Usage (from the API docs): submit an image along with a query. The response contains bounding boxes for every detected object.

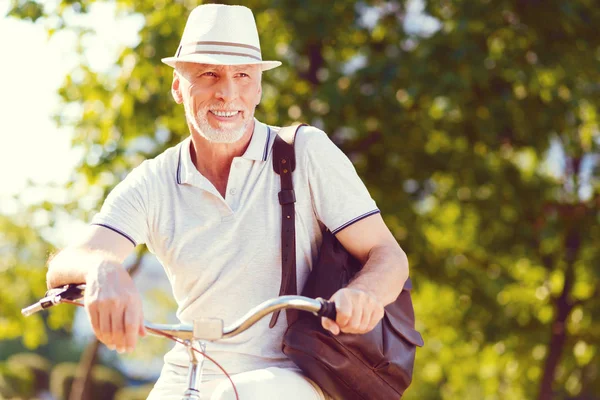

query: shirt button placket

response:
[227,159,241,210]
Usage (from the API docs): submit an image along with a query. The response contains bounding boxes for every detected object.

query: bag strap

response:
[269,123,307,328]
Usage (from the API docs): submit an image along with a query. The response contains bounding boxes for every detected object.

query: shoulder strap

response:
[269,124,306,328]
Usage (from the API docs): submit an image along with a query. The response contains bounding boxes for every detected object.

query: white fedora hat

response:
[162,4,281,71]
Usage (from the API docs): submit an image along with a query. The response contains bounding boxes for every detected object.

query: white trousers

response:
[147,364,329,400]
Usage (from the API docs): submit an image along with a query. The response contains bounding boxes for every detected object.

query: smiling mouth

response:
[210,110,240,118]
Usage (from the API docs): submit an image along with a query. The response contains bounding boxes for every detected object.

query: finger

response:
[86,303,101,340]
[111,306,126,353]
[139,319,147,337]
[321,317,340,335]
[357,306,372,333]
[321,316,330,330]
[359,297,383,333]
[138,302,147,337]
[367,306,385,331]
[322,317,340,335]
[124,305,140,352]
[346,305,363,334]
[98,307,113,349]
[333,297,352,329]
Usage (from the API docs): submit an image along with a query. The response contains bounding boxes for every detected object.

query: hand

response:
[84,261,146,353]
[321,288,384,335]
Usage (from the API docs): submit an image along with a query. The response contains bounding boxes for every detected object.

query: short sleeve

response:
[301,127,379,234]
[91,163,150,246]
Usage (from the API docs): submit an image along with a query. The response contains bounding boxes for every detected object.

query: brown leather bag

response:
[271,124,424,400]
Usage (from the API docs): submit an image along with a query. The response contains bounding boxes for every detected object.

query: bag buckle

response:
[278,190,296,205]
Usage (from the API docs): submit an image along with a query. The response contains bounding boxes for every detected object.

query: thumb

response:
[139,320,147,337]
[321,317,340,335]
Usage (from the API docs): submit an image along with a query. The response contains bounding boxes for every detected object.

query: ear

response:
[171,71,183,104]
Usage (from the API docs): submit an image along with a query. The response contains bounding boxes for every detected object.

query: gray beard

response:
[184,101,247,144]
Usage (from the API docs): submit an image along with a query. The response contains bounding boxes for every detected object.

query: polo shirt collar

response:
[176,119,272,185]
[242,119,271,162]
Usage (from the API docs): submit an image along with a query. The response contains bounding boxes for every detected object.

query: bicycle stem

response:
[181,339,207,400]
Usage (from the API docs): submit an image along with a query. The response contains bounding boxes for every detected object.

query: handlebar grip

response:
[21,303,44,317]
[22,285,85,318]
[316,298,337,321]
[21,298,55,317]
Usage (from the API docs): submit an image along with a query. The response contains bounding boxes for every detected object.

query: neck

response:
[189,119,255,179]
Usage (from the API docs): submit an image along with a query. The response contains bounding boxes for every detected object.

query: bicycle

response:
[22,284,337,400]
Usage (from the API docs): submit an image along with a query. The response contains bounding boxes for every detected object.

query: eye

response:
[201,71,217,77]
[236,72,250,78]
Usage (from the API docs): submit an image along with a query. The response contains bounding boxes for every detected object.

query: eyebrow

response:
[183,65,258,79]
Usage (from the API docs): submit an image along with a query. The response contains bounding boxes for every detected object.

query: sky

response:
[0,2,143,197]
[0,3,78,197]
[0,2,143,244]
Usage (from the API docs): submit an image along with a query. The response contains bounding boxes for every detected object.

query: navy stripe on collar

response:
[176,144,183,184]
[177,125,270,185]
[262,127,271,161]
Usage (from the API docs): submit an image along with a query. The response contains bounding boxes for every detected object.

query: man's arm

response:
[47,225,134,288]
[47,225,145,353]
[321,213,409,335]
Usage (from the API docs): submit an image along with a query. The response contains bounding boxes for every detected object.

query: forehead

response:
[177,63,260,74]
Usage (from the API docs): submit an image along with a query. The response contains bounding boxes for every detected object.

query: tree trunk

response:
[69,339,101,400]
[538,291,571,400]
[301,40,323,85]
[538,230,579,400]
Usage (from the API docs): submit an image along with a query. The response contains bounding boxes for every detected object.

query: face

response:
[172,63,262,143]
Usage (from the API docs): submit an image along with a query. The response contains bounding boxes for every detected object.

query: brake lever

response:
[44,284,85,301]
[22,284,85,317]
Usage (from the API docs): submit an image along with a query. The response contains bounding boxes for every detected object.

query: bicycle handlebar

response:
[21,284,338,341]
[21,284,86,317]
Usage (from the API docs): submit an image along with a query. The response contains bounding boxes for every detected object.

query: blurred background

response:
[0,0,598,399]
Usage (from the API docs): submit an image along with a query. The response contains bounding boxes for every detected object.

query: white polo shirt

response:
[92,119,379,375]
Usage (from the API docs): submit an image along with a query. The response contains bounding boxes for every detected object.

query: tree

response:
[7,0,600,398]
[0,212,74,349]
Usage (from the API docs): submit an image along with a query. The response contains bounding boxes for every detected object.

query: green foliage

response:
[0,362,35,399]
[114,383,154,400]
[49,362,77,400]
[7,0,44,22]
[6,0,600,399]
[0,215,75,350]
[6,353,51,392]
[90,365,125,400]
[49,362,125,400]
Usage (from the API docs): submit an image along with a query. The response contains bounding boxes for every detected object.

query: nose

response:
[214,76,238,103]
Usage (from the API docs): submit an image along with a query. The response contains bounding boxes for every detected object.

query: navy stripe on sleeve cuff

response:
[331,209,381,234]
[91,223,137,247]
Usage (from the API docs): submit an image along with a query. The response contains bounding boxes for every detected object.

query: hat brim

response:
[162,54,281,71]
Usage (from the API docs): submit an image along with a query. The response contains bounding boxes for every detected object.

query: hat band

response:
[178,50,263,61]
[177,40,263,61]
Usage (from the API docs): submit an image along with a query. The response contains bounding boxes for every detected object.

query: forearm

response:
[347,244,409,306]
[46,248,122,289]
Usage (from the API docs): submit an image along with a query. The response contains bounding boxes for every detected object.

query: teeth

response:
[212,111,238,117]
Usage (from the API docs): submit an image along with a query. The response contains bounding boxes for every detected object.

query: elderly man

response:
[46,4,409,399]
